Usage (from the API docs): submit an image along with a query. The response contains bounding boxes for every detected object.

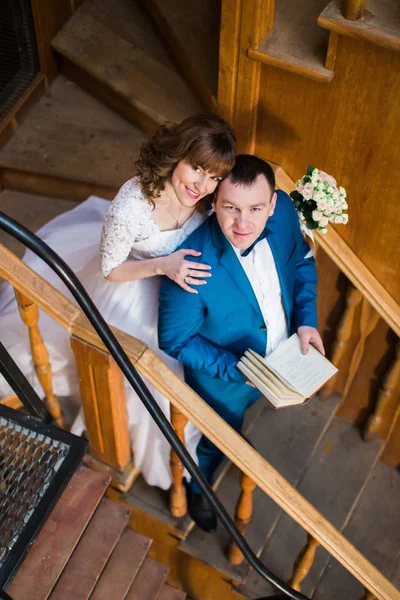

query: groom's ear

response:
[268,191,278,217]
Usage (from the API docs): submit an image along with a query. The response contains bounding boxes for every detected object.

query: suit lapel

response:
[210,216,263,319]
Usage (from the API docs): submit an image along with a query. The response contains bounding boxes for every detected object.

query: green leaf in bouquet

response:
[306,220,318,230]
[290,190,302,201]
[307,165,314,177]
[303,176,311,183]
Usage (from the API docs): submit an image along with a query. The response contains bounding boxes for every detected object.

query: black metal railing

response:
[0,211,310,600]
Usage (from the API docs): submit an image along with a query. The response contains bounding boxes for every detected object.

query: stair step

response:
[249,0,334,84]
[83,0,177,70]
[313,461,400,599]
[0,189,80,259]
[6,466,110,600]
[318,0,400,53]
[125,557,169,600]
[52,2,203,134]
[244,418,382,598]
[143,0,219,110]
[50,497,131,599]
[90,529,152,599]
[0,76,146,200]
[180,394,340,583]
[158,584,187,600]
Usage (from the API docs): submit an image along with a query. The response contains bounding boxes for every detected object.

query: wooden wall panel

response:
[254,36,400,303]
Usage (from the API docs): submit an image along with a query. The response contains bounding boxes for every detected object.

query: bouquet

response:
[290,166,348,234]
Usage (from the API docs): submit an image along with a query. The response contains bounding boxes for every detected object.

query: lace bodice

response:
[100,178,206,276]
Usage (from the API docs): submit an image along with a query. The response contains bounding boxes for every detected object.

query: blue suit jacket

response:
[158,190,318,409]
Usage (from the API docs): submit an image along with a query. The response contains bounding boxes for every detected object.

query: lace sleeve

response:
[100,178,151,277]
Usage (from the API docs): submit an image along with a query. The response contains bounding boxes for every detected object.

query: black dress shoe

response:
[187,488,217,533]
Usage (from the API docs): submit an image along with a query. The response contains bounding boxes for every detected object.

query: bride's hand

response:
[160,249,212,294]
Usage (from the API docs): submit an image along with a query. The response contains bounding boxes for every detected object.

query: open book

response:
[237,333,338,408]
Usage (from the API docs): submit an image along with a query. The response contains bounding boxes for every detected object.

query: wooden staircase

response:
[5,466,186,600]
[51,0,203,134]
[1,0,400,599]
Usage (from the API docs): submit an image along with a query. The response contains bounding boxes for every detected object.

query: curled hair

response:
[135,114,236,211]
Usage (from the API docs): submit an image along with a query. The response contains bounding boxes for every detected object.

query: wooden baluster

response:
[361,590,376,600]
[364,341,400,442]
[170,404,188,517]
[343,0,368,20]
[288,534,320,592]
[70,336,137,491]
[228,472,257,565]
[0,395,23,410]
[320,285,362,398]
[342,297,380,400]
[15,289,64,427]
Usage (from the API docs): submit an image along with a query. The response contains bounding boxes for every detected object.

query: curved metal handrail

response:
[0,211,309,600]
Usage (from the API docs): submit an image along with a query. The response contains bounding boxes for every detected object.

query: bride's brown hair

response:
[135,114,236,211]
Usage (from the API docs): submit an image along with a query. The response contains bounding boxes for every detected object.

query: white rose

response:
[339,186,347,197]
[334,215,343,224]
[342,214,349,224]
[319,227,328,234]
[318,182,324,191]
[319,217,329,227]
[312,210,323,222]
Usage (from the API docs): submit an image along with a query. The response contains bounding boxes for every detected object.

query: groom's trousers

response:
[185,370,261,495]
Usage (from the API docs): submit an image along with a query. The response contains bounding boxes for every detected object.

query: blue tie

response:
[240,228,271,257]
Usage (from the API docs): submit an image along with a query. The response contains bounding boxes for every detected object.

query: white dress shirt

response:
[233,239,288,356]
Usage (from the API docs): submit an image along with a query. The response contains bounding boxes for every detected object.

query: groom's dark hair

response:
[228,154,275,193]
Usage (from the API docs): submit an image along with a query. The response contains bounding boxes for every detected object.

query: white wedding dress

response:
[0,177,205,489]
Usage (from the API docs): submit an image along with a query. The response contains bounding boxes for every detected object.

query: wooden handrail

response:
[0,243,398,600]
[271,163,400,338]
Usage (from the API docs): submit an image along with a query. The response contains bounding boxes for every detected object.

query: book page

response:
[237,362,301,408]
[243,354,300,399]
[264,334,338,398]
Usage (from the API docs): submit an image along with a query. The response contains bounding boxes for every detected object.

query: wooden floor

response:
[120,394,400,599]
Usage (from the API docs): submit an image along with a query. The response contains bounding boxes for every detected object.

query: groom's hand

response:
[297,326,325,355]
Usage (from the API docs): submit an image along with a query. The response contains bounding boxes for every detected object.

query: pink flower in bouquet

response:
[312,210,323,222]
[319,216,329,227]
[324,205,333,215]
[303,183,314,199]
[319,171,337,187]
[296,183,304,193]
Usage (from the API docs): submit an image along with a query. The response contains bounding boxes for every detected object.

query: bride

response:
[0,113,236,490]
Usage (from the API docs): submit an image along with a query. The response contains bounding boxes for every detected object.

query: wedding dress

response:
[0,177,205,489]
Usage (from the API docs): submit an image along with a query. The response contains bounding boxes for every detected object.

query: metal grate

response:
[0,0,40,121]
[0,406,87,588]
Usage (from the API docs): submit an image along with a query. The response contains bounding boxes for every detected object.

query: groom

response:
[158,154,323,532]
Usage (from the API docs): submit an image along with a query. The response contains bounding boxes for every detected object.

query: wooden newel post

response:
[228,472,257,565]
[343,0,368,21]
[15,289,64,427]
[71,336,137,491]
[288,534,320,591]
[170,404,188,517]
